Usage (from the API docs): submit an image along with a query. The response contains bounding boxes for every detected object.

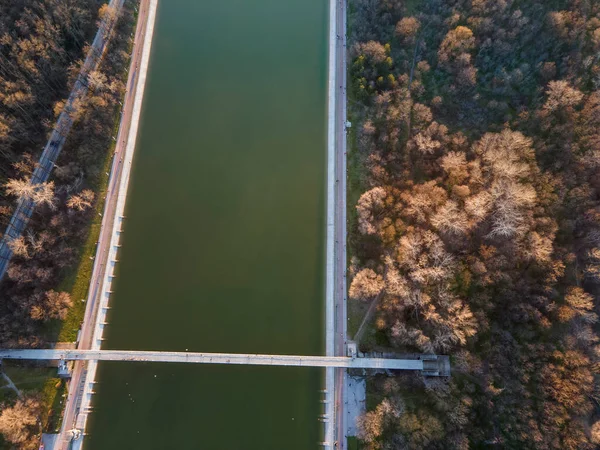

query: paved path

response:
[333,0,348,448]
[325,0,348,446]
[0,0,124,280]
[0,349,425,370]
[325,0,339,446]
[56,1,154,448]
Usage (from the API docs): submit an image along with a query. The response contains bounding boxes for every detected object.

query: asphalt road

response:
[56,1,151,447]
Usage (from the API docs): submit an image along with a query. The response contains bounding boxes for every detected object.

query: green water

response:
[85,0,328,448]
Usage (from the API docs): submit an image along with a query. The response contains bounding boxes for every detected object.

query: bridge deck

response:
[0,349,424,370]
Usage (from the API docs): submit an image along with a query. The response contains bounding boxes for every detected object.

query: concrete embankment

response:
[325,0,337,448]
[67,1,159,447]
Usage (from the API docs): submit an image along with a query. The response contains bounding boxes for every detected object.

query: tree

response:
[356,187,387,235]
[476,130,534,179]
[357,397,404,444]
[542,81,583,115]
[4,179,55,208]
[438,26,475,65]
[4,178,35,199]
[31,290,72,321]
[383,259,410,298]
[87,70,107,91]
[31,181,55,209]
[488,179,537,238]
[591,420,600,445]
[0,396,41,449]
[7,236,30,259]
[98,4,118,27]
[585,248,600,283]
[412,122,448,155]
[0,113,12,145]
[45,290,72,320]
[431,200,470,235]
[349,269,384,300]
[401,181,448,225]
[355,41,387,65]
[395,17,420,43]
[398,411,444,449]
[397,229,455,284]
[356,409,383,443]
[558,287,597,324]
[67,189,95,211]
[521,231,553,263]
[347,0,600,447]
[440,151,469,184]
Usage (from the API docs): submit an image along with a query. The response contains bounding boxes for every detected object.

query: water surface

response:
[86,0,327,448]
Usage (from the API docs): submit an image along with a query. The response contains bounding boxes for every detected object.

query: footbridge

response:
[0,349,449,374]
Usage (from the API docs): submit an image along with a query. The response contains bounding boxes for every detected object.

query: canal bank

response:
[66,0,159,447]
[324,0,337,445]
[84,0,328,448]
[52,1,158,448]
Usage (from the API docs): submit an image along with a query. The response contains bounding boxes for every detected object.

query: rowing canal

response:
[85,0,328,448]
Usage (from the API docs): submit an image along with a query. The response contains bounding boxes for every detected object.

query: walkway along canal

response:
[84,0,329,449]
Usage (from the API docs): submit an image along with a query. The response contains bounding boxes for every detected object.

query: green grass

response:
[4,365,56,386]
[347,436,363,450]
[44,123,118,343]
[346,1,361,341]
[348,294,369,338]
[365,378,380,411]
[0,363,65,432]
[346,69,382,349]
[0,387,17,405]
[43,378,67,432]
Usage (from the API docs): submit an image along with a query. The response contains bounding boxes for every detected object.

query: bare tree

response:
[4,178,35,199]
[7,236,29,259]
[431,200,470,235]
[438,26,475,65]
[356,187,387,235]
[591,421,600,445]
[349,268,385,300]
[543,80,584,114]
[87,70,107,91]
[558,287,598,324]
[67,189,95,211]
[395,17,420,43]
[30,291,72,321]
[4,179,55,208]
[0,396,41,449]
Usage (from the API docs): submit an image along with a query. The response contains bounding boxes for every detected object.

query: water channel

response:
[85,0,328,448]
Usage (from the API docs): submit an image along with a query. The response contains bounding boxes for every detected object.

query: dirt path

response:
[353,294,380,344]
[0,372,22,398]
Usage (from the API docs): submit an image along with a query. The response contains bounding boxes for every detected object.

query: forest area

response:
[0,0,136,448]
[348,0,600,448]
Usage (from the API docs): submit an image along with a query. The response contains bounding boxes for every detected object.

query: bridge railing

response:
[0,349,450,375]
